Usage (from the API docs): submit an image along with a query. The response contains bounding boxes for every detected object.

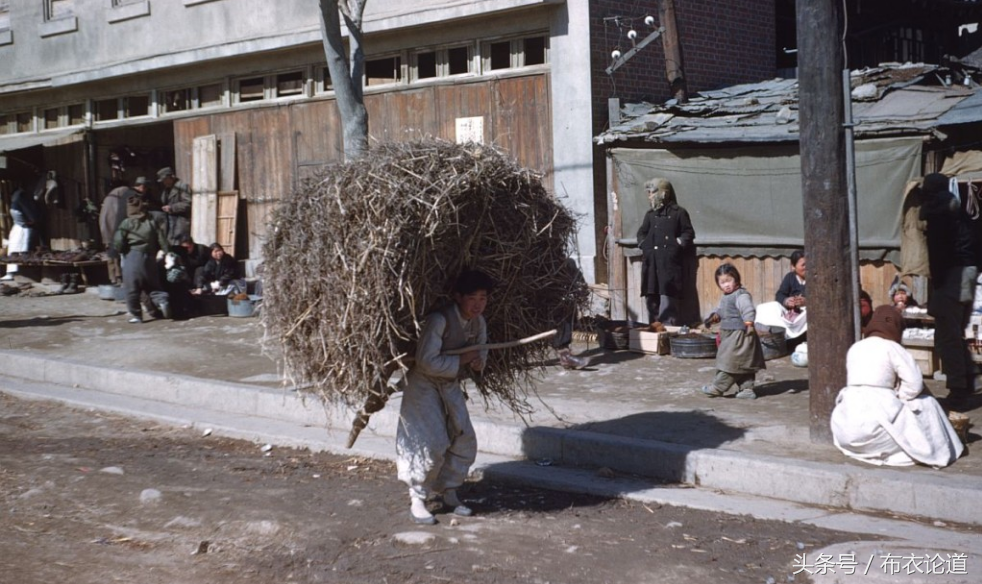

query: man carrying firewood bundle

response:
[396,269,492,525]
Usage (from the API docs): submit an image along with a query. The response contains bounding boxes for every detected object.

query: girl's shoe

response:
[735,388,757,400]
[701,385,725,397]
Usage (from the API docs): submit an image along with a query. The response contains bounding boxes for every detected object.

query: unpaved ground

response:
[0,394,869,584]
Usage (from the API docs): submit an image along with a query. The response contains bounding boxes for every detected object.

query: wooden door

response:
[191,134,218,245]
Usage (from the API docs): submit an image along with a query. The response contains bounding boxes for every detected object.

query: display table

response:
[0,258,108,286]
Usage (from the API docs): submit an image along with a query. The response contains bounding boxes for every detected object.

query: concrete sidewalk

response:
[1,289,980,530]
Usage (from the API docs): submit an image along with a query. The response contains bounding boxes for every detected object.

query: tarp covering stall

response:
[611,137,922,261]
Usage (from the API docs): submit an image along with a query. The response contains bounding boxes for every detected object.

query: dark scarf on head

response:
[864,305,903,343]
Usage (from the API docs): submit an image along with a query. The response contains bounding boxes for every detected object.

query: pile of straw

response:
[261,139,588,418]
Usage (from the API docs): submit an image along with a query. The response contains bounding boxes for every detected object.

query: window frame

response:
[124,94,151,118]
[0,1,10,31]
[315,66,335,95]
[14,110,36,134]
[480,34,549,73]
[93,97,122,123]
[40,0,78,37]
[0,0,11,45]
[108,0,150,24]
[410,43,476,82]
[160,87,193,114]
[364,53,405,88]
[196,81,227,109]
[271,68,311,100]
[233,75,269,104]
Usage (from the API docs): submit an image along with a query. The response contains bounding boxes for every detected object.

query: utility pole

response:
[796,0,854,442]
[658,0,688,103]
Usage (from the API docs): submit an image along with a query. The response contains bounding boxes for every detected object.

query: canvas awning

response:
[0,128,84,154]
[611,137,923,262]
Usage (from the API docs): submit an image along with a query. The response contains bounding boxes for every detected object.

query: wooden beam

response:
[605,28,664,75]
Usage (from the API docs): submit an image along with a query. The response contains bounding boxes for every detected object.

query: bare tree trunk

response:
[318,0,369,161]
[796,0,853,443]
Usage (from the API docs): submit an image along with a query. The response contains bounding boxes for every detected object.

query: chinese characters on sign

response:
[455,116,484,144]
[793,552,968,576]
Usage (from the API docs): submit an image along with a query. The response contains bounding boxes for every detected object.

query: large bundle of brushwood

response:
[261,139,588,419]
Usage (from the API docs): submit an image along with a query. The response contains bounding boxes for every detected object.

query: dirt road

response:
[0,393,869,584]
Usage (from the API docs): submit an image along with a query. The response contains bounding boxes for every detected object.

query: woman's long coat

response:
[636,202,695,297]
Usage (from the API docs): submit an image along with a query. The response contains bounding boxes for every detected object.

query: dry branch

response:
[261,139,589,439]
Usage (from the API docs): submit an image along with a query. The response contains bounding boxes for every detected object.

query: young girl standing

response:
[701,263,765,399]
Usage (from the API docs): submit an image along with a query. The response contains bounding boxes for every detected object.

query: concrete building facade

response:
[0,0,777,283]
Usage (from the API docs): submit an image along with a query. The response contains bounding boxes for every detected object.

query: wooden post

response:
[658,0,688,103]
[608,152,627,321]
[796,0,854,443]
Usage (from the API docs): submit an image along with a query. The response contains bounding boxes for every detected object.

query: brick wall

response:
[589,0,776,135]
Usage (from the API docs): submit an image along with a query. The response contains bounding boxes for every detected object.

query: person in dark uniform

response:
[636,178,695,325]
[156,166,192,246]
[920,172,980,409]
[113,196,170,323]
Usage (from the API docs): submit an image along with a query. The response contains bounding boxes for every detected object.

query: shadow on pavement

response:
[491,411,747,492]
[537,346,647,370]
[0,316,87,328]
[465,475,617,513]
[754,378,809,398]
[569,410,746,449]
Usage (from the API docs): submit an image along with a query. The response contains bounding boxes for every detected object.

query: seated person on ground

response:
[174,234,210,282]
[162,251,194,319]
[754,250,808,340]
[830,305,963,468]
[193,243,240,294]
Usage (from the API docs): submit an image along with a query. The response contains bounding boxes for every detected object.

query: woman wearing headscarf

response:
[636,178,695,325]
[830,305,963,468]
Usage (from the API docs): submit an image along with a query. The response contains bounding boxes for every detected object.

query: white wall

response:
[548,0,597,283]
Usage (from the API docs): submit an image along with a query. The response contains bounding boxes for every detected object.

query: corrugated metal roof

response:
[596,64,982,145]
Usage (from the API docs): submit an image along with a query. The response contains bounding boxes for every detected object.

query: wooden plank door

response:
[216,190,238,257]
[191,134,218,245]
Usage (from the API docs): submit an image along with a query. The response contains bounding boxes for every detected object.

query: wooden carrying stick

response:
[345,328,558,448]
[443,329,558,355]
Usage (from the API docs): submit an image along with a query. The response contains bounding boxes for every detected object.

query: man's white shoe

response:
[410,498,436,525]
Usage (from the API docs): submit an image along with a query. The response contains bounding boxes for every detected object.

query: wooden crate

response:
[629,327,681,355]
[902,338,938,376]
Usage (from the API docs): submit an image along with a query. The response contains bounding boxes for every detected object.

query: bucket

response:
[98,284,126,302]
[600,320,631,350]
[758,326,790,361]
[227,294,261,318]
[670,333,718,359]
[197,294,229,316]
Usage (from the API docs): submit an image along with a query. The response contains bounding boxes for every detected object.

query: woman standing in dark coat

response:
[636,178,695,325]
